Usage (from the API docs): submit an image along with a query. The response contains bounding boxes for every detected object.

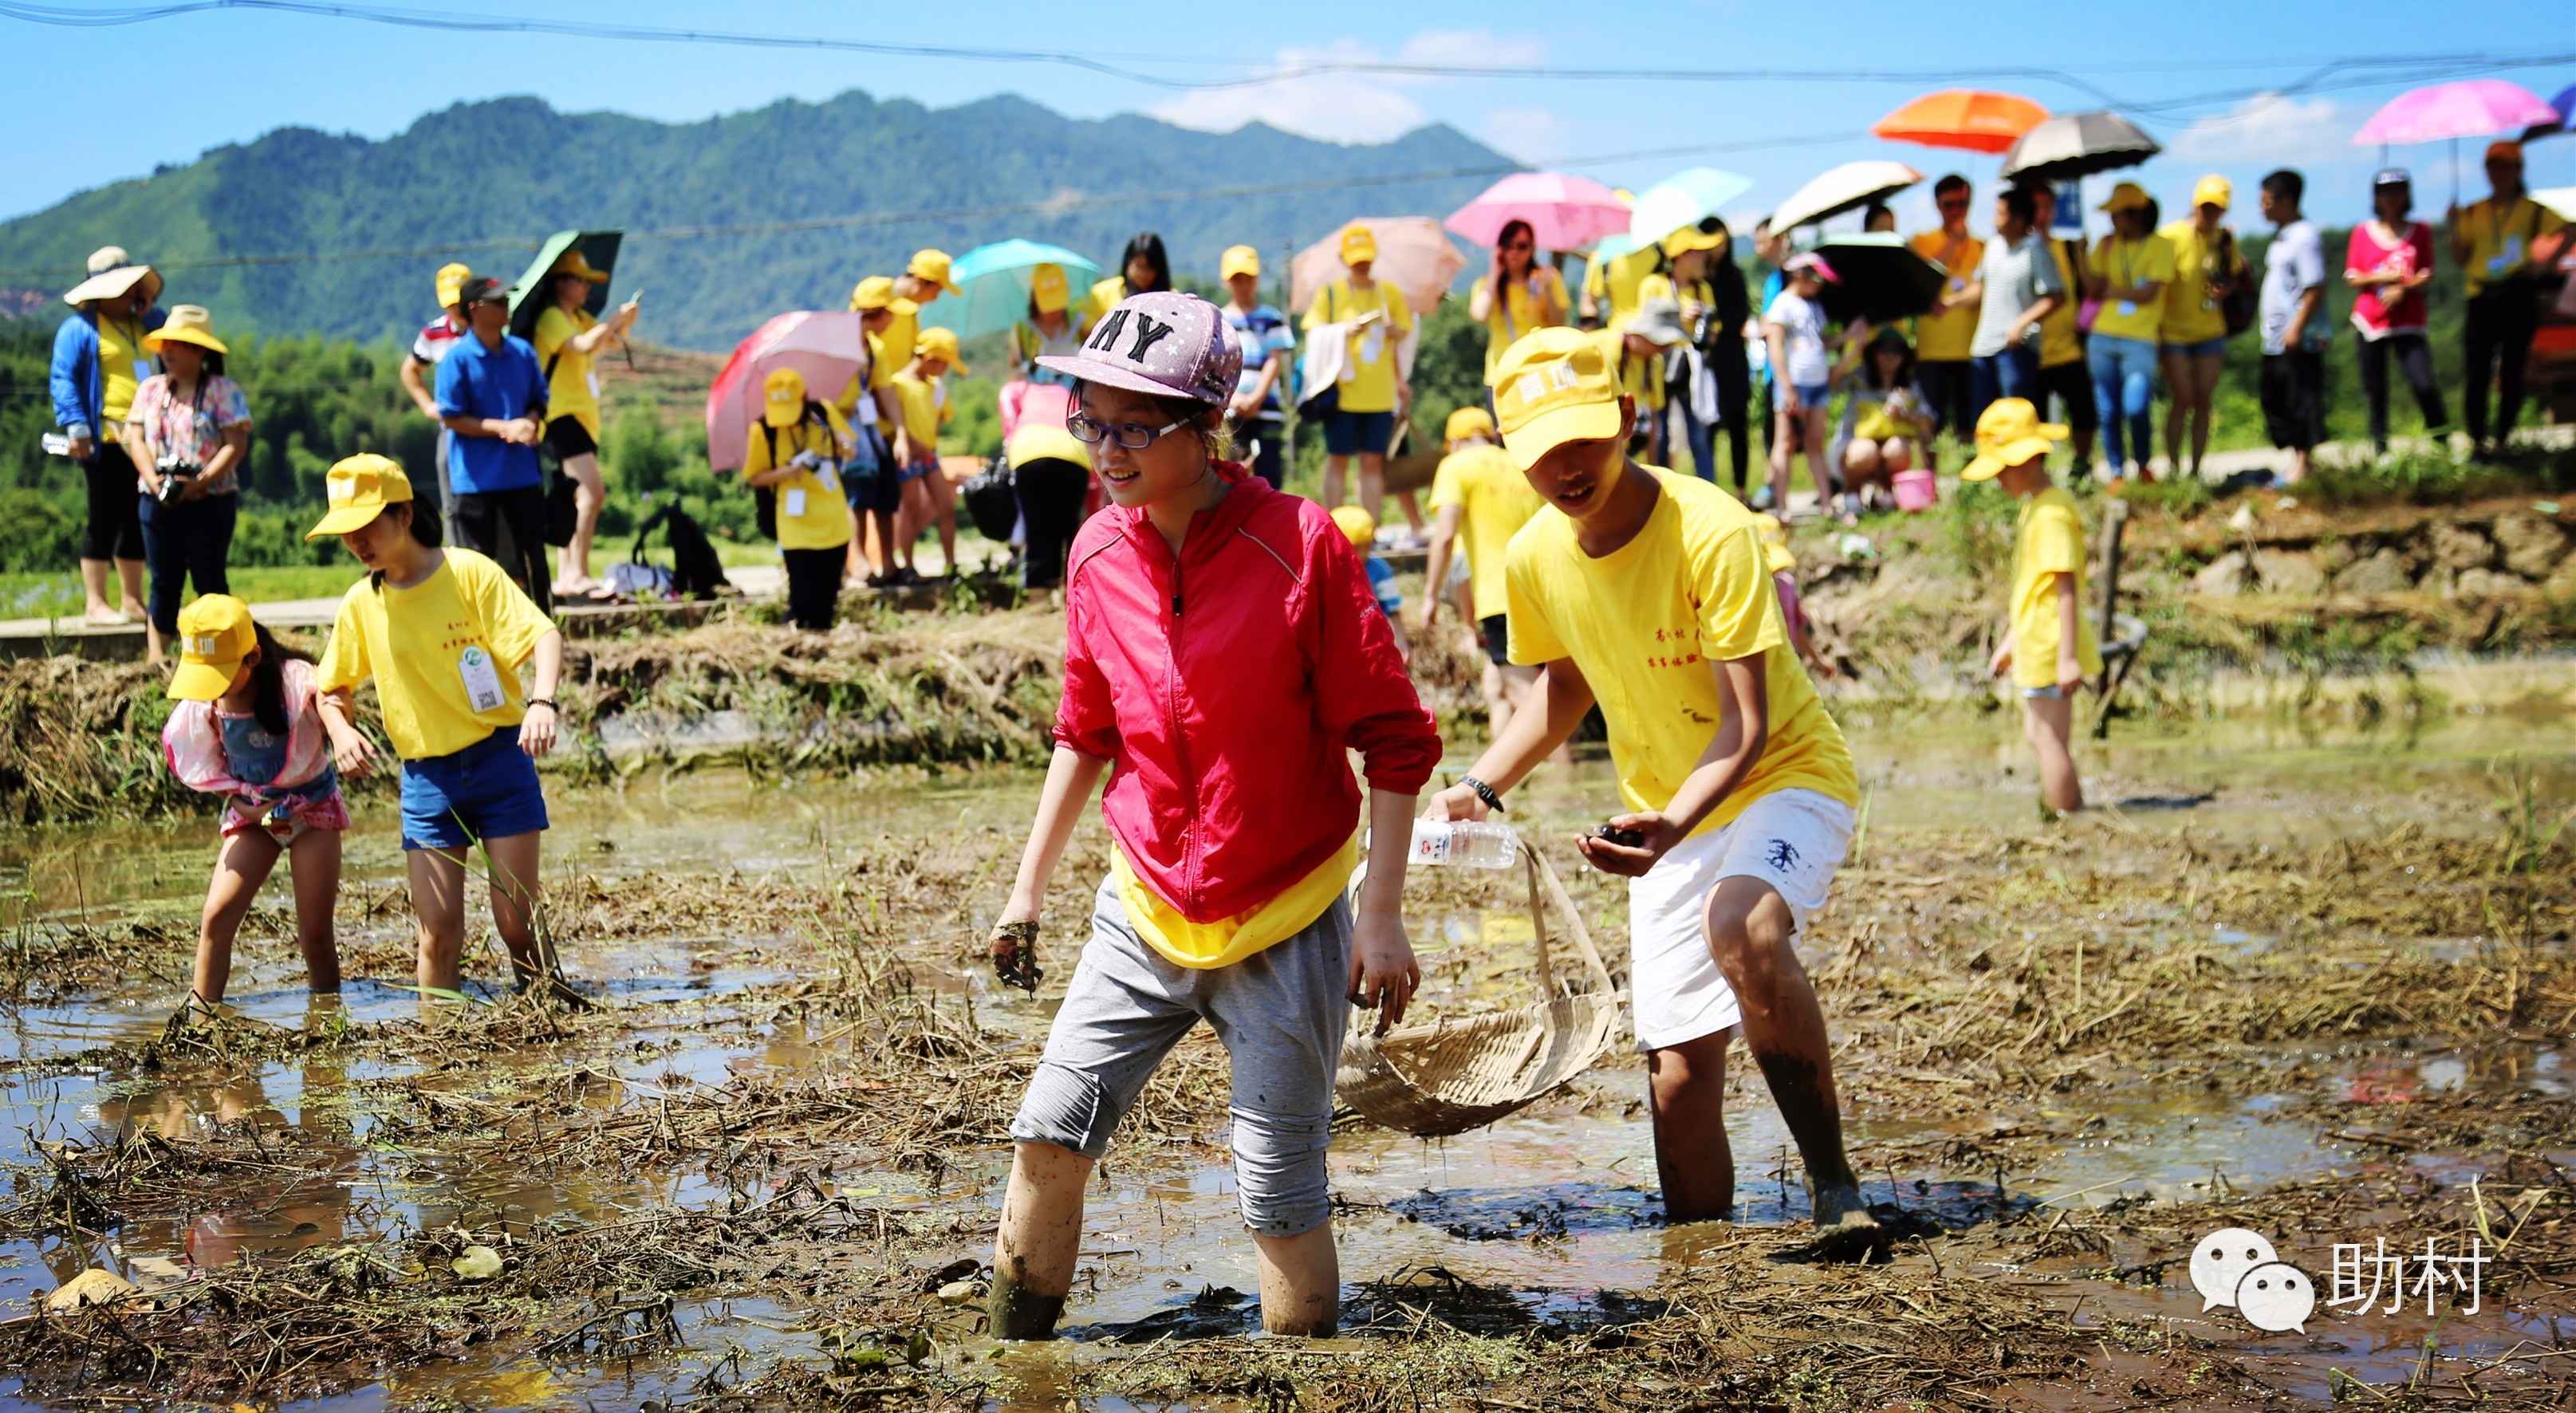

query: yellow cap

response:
[1220,244,1262,281]
[144,304,227,356]
[1960,398,2068,482]
[2192,174,2232,211]
[1488,325,1622,472]
[167,593,257,702]
[1339,224,1377,266]
[1329,505,1377,548]
[2487,140,2524,166]
[549,248,610,283]
[1661,223,1725,257]
[1029,263,1069,315]
[762,367,808,428]
[1444,406,1496,445]
[305,453,413,540]
[435,262,473,308]
[850,275,897,312]
[918,326,967,376]
[908,248,962,296]
[2097,181,2151,215]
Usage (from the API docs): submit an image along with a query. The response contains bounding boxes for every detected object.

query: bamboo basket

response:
[1337,838,1624,1138]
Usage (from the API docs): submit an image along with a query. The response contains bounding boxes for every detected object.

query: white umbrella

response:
[1770,160,1924,233]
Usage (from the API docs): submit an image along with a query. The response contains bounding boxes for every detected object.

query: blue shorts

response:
[897,458,937,485]
[399,727,549,852]
[1793,382,1831,408]
[1322,407,1395,457]
[2161,336,2227,360]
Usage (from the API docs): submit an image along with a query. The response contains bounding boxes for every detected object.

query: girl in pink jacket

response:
[159,594,345,1010]
[984,291,1440,1340]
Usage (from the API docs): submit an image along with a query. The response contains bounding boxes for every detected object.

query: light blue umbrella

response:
[948,239,1102,340]
[1627,167,1756,246]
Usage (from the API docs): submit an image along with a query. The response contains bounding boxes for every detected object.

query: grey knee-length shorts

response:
[1007,876,1353,1237]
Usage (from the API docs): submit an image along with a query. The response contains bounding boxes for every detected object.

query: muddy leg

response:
[991,1139,1091,1339]
[406,847,470,995]
[1251,1225,1339,1336]
[287,825,343,994]
[1646,1028,1736,1222]
[2024,693,2083,815]
[480,830,546,986]
[1702,876,1875,1235]
[192,828,283,1007]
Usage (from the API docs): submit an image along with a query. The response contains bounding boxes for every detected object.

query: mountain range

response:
[0,91,1514,351]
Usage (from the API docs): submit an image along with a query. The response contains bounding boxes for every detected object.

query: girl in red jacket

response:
[985,291,1440,1340]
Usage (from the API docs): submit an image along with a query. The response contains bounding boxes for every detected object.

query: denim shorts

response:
[2161,336,2227,360]
[399,727,549,852]
[1322,407,1395,457]
[1793,381,1832,407]
[896,457,937,485]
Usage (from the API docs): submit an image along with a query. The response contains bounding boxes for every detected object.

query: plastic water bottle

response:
[1405,820,1518,869]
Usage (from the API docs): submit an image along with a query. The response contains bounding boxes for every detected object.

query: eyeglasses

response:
[1067,409,1192,451]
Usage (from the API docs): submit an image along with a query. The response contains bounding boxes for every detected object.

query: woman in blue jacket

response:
[50,250,163,627]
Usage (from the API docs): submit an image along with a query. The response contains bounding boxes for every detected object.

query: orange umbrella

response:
[1872,89,2049,155]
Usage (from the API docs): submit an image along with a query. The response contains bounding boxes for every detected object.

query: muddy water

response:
[2,706,2570,1408]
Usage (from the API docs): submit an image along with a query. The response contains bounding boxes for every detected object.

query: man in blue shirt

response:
[435,277,552,612]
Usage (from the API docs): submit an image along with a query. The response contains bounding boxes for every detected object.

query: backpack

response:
[961,457,1018,542]
[753,399,834,542]
[630,500,727,600]
[2216,230,2256,339]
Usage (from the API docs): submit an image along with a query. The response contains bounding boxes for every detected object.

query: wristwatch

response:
[1461,775,1505,814]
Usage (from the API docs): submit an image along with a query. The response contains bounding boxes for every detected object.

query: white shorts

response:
[1627,788,1855,1052]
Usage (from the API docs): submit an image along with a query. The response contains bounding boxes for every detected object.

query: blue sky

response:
[6,0,2573,236]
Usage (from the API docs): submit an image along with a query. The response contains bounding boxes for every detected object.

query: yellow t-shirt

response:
[2157,220,2244,345]
[2010,486,2105,691]
[315,547,556,762]
[744,405,857,553]
[1428,443,1546,620]
[2086,234,2178,344]
[1482,266,1570,380]
[96,312,152,426]
[1597,327,1667,413]
[1582,245,1662,328]
[1302,278,1412,415]
[531,305,601,437]
[1086,277,1125,322]
[2459,196,2567,298]
[1113,829,1358,970]
[2038,238,2085,368]
[1503,469,1859,836]
[1909,230,1987,361]
[891,369,952,451]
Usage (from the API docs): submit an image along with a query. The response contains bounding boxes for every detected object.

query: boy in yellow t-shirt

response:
[1424,325,1879,1253]
[1964,399,2101,817]
[743,368,857,632]
[1301,225,1421,537]
[892,327,964,579]
[1417,406,1546,744]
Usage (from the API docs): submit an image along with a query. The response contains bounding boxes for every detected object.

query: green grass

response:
[0,565,359,621]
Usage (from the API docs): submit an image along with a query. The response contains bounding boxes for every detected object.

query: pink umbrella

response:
[2353,79,2560,147]
[705,312,870,473]
[1444,172,1632,252]
[1290,217,1465,317]
[2354,79,2562,202]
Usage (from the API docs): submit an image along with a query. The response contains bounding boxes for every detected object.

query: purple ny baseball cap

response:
[1037,290,1241,406]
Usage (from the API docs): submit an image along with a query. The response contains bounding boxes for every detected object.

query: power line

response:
[4,1,2566,112]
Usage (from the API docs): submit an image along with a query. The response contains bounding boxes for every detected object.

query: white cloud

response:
[1481,107,1572,165]
[1149,29,1553,148]
[2171,92,2353,165]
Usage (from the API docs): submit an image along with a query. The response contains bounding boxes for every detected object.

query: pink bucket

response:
[1893,468,1938,513]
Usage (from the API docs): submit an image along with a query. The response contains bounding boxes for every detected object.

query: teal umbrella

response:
[948,239,1101,340]
[506,230,624,344]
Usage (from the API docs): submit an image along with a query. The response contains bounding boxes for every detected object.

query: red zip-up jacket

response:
[1054,469,1440,925]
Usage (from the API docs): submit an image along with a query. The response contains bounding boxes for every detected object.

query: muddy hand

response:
[989,919,1042,994]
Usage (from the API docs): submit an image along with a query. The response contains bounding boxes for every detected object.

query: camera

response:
[154,452,200,502]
